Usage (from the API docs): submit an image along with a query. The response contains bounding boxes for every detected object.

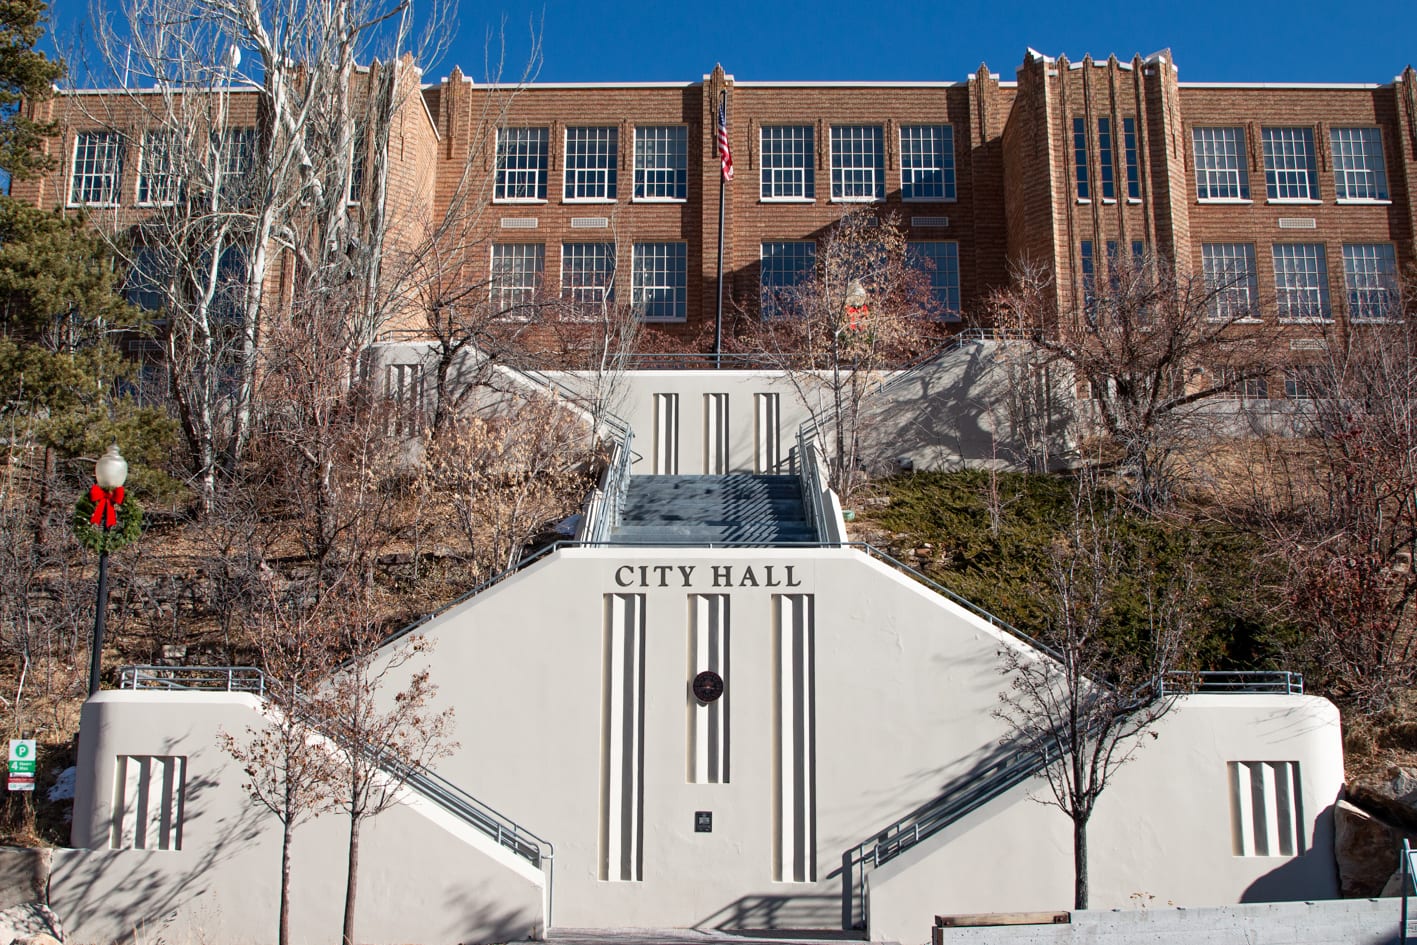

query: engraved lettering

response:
[615,565,635,587]
[712,565,733,587]
[678,565,696,587]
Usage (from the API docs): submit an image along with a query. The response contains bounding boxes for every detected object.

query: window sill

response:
[1127,198,1143,205]
[1278,317,1334,325]
[1265,198,1321,206]
[1076,198,1091,205]
[562,198,617,205]
[1206,317,1264,324]
[66,201,121,210]
[641,316,687,323]
[493,199,548,205]
[1101,198,1117,205]
[631,197,688,204]
[1336,198,1392,206]
[902,197,958,204]
[760,197,815,204]
[1350,317,1402,325]
[830,197,885,204]
[1197,198,1253,205]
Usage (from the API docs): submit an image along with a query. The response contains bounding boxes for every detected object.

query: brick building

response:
[17,49,1417,351]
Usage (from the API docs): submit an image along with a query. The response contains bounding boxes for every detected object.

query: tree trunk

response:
[342,814,362,945]
[278,815,293,945]
[1073,815,1089,910]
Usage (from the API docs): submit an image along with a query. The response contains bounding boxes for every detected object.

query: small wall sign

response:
[695,811,712,833]
[692,671,724,704]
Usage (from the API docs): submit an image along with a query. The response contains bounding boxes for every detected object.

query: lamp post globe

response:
[88,444,128,697]
[95,444,128,491]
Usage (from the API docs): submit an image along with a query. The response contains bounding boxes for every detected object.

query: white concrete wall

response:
[867,694,1343,943]
[56,692,545,945]
[339,546,1342,934]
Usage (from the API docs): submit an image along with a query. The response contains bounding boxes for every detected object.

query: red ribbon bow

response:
[89,484,125,528]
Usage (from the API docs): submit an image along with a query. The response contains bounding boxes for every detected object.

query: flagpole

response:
[714,88,726,369]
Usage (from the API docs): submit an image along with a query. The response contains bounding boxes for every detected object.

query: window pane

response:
[1073,117,1089,200]
[562,242,617,311]
[1342,243,1398,321]
[760,126,814,200]
[564,126,618,201]
[900,125,955,200]
[1123,117,1140,200]
[1193,127,1249,200]
[1262,127,1318,200]
[632,242,687,320]
[1330,128,1388,200]
[1273,243,1330,320]
[495,127,548,201]
[1201,243,1258,320]
[137,132,179,206]
[633,126,687,200]
[69,131,124,206]
[491,243,545,312]
[908,241,960,317]
[830,125,884,201]
[1097,117,1115,200]
[760,241,816,317]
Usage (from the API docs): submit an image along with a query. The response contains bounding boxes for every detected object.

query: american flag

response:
[717,97,734,182]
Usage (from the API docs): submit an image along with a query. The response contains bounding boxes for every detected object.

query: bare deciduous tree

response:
[751,209,945,498]
[989,255,1280,508]
[995,478,1192,909]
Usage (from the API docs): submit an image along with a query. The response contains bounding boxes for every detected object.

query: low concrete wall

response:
[932,899,1396,945]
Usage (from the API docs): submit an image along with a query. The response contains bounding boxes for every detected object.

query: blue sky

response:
[434,0,1417,85]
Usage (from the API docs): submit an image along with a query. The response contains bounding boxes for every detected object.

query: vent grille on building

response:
[499,217,538,229]
[1277,218,1317,229]
[911,216,950,228]
[571,217,610,228]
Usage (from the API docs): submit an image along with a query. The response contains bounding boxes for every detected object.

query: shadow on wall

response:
[696,893,843,933]
[53,764,264,944]
[448,883,543,943]
[1240,799,1340,903]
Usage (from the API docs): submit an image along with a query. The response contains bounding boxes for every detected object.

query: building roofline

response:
[734,80,965,88]
[1179,81,1384,90]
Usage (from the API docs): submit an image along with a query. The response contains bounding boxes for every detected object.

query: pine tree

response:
[0,0,65,183]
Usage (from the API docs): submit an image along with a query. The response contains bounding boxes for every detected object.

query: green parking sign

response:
[8,740,35,792]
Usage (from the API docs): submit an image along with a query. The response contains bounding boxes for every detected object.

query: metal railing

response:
[118,663,555,886]
[795,426,829,542]
[1162,670,1304,695]
[580,427,635,544]
[120,665,266,695]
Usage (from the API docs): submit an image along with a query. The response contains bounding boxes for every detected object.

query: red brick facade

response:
[16,50,1417,347]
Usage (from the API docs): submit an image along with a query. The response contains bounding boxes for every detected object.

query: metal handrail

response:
[120,665,266,695]
[581,428,635,544]
[795,426,829,542]
[119,663,555,882]
[1161,670,1304,695]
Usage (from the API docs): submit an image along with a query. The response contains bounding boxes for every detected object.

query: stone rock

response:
[1334,799,1405,898]
[0,903,62,945]
[11,933,61,945]
[1348,770,1417,833]
[0,852,49,913]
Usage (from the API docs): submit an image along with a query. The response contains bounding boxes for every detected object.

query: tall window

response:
[830,125,884,201]
[1331,128,1389,201]
[137,132,178,206]
[632,242,687,321]
[899,125,955,201]
[564,126,618,201]
[760,126,814,200]
[633,126,687,200]
[386,363,423,437]
[1080,240,1096,316]
[1193,127,1249,200]
[1097,117,1116,200]
[1273,243,1330,320]
[216,128,257,206]
[495,127,548,201]
[1073,117,1090,200]
[1262,127,1319,201]
[1343,243,1398,321]
[562,242,616,310]
[759,242,816,318]
[490,243,545,312]
[908,241,960,317]
[1201,244,1259,321]
[69,131,124,206]
[1122,117,1140,200]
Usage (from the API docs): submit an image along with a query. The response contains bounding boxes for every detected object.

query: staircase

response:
[609,475,816,545]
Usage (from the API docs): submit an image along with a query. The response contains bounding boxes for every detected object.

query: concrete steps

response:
[609,474,815,545]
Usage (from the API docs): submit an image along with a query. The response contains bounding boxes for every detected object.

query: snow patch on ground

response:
[47,767,75,802]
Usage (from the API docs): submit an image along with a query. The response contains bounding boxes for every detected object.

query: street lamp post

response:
[88,445,129,697]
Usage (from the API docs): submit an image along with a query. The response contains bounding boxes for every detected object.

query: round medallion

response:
[692,670,725,704]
